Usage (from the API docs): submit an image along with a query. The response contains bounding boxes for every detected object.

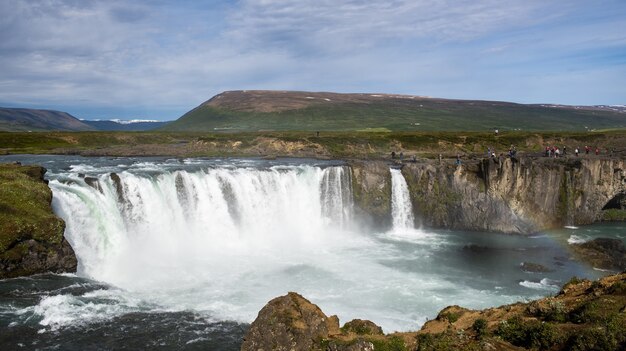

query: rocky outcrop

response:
[570,238,626,271]
[249,273,626,351]
[241,292,409,351]
[394,157,625,234]
[0,163,77,278]
[241,292,341,351]
[349,161,392,229]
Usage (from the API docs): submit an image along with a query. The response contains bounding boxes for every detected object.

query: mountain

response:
[81,119,170,131]
[0,107,95,131]
[163,90,626,132]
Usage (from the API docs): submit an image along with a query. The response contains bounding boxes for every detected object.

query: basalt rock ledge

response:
[350,157,626,234]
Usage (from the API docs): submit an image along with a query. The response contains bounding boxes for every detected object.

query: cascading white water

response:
[51,165,353,284]
[390,168,415,230]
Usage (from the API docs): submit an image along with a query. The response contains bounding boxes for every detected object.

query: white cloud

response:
[0,0,623,119]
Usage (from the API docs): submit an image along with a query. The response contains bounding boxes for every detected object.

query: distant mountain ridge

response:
[0,107,169,131]
[81,119,170,131]
[163,90,626,132]
[0,107,94,131]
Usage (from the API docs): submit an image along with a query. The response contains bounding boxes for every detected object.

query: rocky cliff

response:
[0,163,77,278]
[352,157,626,234]
[244,273,626,351]
[349,161,392,230]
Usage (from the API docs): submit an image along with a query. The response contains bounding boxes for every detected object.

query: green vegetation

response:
[0,164,64,254]
[440,311,462,323]
[495,316,562,350]
[1,130,624,159]
[416,274,626,351]
[471,318,488,339]
[602,209,626,221]
[369,336,407,351]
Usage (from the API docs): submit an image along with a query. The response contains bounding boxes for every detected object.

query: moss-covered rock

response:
[0,163,76,278]
[241,292,341,351]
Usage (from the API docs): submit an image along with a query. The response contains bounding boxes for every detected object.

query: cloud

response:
[0,0,624,119]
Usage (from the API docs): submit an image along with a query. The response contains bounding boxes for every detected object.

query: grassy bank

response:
[1,130,625,159]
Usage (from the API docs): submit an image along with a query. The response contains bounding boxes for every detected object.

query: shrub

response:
[609,280,626,295]
[496,316,561,350]
[543,301,568,322]
[472,318,488,339]
[369,336,407,351]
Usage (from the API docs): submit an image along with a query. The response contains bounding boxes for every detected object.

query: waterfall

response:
[390,168,415,230]
[49,165,353,285]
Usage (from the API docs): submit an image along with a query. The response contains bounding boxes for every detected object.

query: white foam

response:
[567,235,589,244]
[519,278,559,291]
[25,289,151,331]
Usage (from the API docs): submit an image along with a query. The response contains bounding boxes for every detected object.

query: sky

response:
[0,0,625,121]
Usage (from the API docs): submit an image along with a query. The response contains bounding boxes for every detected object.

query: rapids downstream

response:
[0,155,624,350]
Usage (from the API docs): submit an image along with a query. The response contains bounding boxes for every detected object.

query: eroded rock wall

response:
[349,160,392,230]
[472,157,626,233]
[351,157,626,234]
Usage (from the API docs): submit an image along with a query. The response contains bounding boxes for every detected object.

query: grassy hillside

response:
[163,91,626,132]
[0,107,95,131]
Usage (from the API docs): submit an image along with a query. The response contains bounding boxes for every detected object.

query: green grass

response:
[602,209,626,221]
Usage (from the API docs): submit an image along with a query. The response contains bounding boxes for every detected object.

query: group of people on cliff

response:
[545,145,611,158]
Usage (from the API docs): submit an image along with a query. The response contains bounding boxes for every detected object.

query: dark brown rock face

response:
[241,292,340,351]
[0,238,77,278]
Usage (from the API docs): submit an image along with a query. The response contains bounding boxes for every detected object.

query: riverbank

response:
[1,130,625,159]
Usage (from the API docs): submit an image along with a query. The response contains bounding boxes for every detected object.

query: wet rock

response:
[348,161,392,230]
[84,176,101,192]
[520,262,554,273]
[570,238,626,271]
[0,238,77,278]
[110,172,125,202]
[241,292,340,351]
